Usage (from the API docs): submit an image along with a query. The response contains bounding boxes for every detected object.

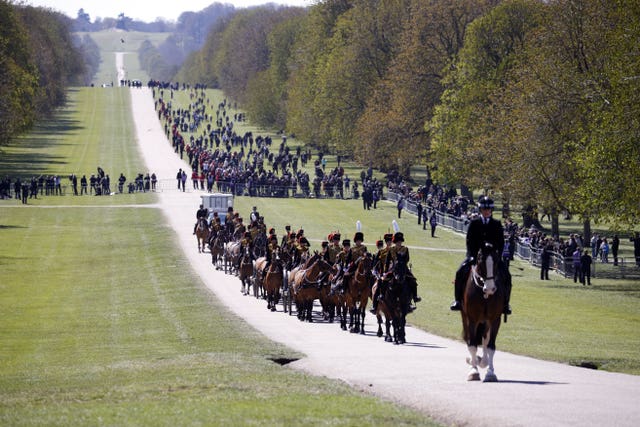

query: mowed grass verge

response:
[0,88,436,426]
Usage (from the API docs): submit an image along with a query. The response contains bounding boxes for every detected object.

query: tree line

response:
[0,0,94,146]
[174,0,639,230]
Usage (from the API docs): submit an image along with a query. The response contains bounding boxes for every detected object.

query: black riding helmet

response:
[477,196,494,210]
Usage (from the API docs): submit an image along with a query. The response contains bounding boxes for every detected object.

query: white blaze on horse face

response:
[483,254,497,296]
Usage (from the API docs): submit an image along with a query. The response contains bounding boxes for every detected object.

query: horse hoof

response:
[467,372,481,381]
[483,373,498,383]
[385,336,392,342]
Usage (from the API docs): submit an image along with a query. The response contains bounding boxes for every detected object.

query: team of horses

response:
[194,225,507,382]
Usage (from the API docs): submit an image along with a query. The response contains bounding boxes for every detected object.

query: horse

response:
[238,246,254,295]
[195,218,209,253]
[262,254,284,311]
[209,232,226,270]
[290,254,333,322]
[344,253,373,334]
[461,242,506,382]
[224,240,242,275]
[371,269,412,344]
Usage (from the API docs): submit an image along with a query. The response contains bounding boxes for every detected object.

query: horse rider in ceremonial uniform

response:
[386,232,421,312]
[370,233,393,313]
[208,216,223,245]
[331,239,352,294]
[237,231,253,270]
[295,230,311,265]
[321,241,330,262]
[450,196,512,315]
[225,206,234,233]
[351,231,368,260]
[234,217,246,238]
[281,225,292,247]
[327,233,341,265]
[249,221,261,240]
[193,204,209,234]
[263,234,279,273]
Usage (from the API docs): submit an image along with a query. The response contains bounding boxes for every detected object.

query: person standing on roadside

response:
[181,170,187,192]
[540,242,552,280]
[397,197,404,219]
[611,235,620,266]
[580,249,592,285]
[176,168,183,191]
[429,212,438,237]
[572,247,582,283]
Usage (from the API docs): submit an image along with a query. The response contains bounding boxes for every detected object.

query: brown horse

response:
[209,232,226,270]
[290,254,333,322]
[195,218,209,253]
[461,242,506,382]
[345,253,373,334]
[262,254,284,311]
[238,246,254,295]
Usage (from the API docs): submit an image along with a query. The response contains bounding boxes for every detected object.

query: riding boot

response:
[450,264,467,311]
[193,223,197,235]
[502,265,513,315]
[411,279,421,303]
[369,288,379,314]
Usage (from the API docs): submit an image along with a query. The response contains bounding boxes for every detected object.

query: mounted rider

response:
[193,204,209,235]
[224,206,234,234]
[281,225,291,247]
[263,234,279,274]
[237,231,253,270]
[370,233,393,313]
[327,232,341,265]
[234,217,246,239]
[450,196,512,314]
[386,232,421,312]
[295,229,311,265]
[331,239,352,294]
[249,206,260,223]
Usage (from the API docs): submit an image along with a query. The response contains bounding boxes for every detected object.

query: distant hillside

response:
[71,2,237,79]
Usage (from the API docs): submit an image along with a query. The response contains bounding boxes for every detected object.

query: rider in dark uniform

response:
[331,239,352,294]
[327,233,341,265]
[370,233,393,313]
[193,204,209,234]
[450,196,512,314]
[386,232,421,312]
[263,234,279,273]
[237,231,253,269]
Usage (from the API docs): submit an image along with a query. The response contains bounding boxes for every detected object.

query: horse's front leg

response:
[385,317,393,342]
[483,348,497,382]
[466,345,481,381]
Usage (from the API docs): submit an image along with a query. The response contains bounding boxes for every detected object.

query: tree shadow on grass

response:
[0,109,84,178]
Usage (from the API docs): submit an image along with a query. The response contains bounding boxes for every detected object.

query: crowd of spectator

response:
[153,83,361,200]
[0,167,158,203]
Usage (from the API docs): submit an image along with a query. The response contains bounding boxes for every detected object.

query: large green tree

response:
[0,0,38,145]
[354,0,497,176]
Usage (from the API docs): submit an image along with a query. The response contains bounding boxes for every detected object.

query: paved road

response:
[130,87,640,427]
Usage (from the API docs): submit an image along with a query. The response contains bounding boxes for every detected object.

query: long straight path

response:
[130,86,640,427]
